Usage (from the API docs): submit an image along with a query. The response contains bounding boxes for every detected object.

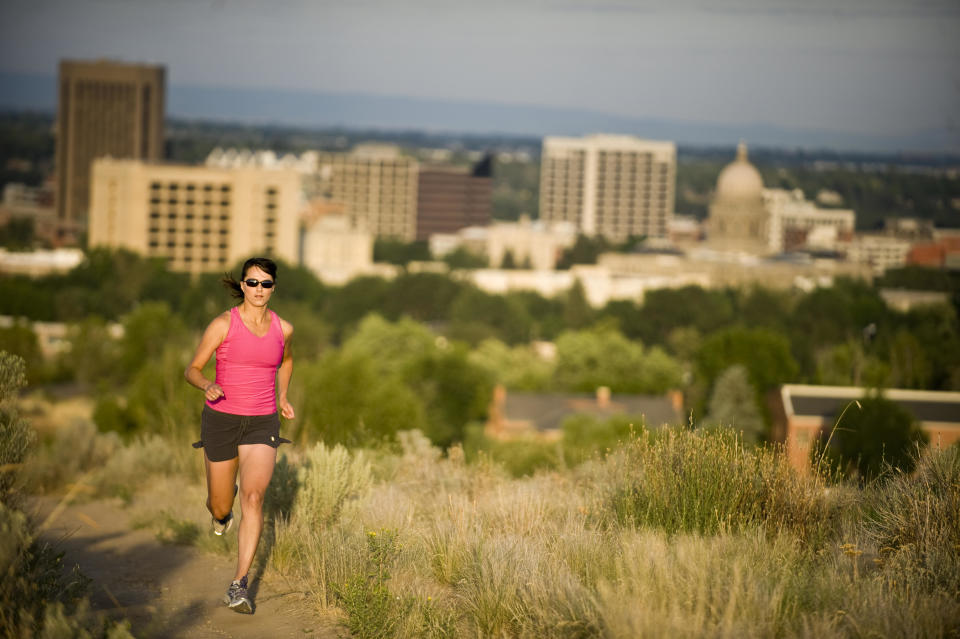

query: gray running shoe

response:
[224,575,252,613]
[212,512,233,536]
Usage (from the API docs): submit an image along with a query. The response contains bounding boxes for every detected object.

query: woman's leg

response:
[204,454,239,521]
[234,443,277,581]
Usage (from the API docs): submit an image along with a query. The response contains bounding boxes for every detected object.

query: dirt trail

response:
[31,496,347,639]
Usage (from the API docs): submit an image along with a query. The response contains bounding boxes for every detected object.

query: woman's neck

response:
[239,302,269,323]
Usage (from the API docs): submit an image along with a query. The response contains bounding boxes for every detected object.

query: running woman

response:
[184,256,294,614]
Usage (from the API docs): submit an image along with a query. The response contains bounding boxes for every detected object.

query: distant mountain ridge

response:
[1,71,955,154]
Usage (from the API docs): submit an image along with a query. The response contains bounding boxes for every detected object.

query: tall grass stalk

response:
[815,399,862,478]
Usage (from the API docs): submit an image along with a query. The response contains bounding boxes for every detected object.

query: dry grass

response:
[23,403,960,638]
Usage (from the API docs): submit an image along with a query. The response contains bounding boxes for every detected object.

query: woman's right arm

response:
[184,313,229,402]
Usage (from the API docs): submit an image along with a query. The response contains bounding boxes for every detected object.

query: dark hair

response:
[221,257,278,301]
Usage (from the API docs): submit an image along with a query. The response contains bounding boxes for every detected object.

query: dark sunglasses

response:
[243,278,275,289]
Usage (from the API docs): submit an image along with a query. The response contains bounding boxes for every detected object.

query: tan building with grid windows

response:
[539,134,676,242]
[56,59,165,232]
[88,158,300,274]
[308,145,418,241]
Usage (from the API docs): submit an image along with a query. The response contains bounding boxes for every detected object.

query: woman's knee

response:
[209,499,232,521]
[241,489,265,511]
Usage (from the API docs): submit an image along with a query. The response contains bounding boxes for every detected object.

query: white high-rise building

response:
[539,134,676,242]
[310,145,419,241]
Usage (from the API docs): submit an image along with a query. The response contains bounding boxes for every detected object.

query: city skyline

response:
[1,0,959,152]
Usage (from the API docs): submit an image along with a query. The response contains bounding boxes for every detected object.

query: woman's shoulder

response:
[207,308,234,332]
[272,311,294,340]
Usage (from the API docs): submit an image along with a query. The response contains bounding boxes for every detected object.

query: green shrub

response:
[462,424,562,477]
[0,363,134,639]
[92,394,137,440]
[595,427,831,541]
[21,419,120,494]
[335,528,409,639]
[93,435,183,502]
[23,422,184,501]
[0,502,127,637]
[561,414,640,467]
[817,393,929,481]
[0,352,35,505]
[863,446,960,594]
[153,512,200,546]
[293,442,372,528]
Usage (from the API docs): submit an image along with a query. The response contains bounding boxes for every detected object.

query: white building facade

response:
[763,188,855,252]
[88,158,301,273]
[540,134,676,242]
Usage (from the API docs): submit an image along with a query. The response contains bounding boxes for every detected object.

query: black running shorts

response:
[193,405,289,462]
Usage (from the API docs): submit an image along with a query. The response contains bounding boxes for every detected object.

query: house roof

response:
[781,384,960,424]
[503,391,681,432]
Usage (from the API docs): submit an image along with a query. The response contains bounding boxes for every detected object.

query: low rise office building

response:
[88,158,301,273]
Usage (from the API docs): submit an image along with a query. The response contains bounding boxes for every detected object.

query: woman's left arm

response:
[277,320,295,419]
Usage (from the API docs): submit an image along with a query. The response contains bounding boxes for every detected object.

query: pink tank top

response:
[207,306,285,415]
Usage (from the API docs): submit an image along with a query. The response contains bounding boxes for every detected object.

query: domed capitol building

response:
[706,141,770,255]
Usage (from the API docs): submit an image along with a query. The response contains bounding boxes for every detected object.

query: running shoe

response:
[224,575,252,613]
[211,484,238,535]
[212,512,233,536]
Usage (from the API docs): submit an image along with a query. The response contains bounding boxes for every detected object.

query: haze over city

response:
[2,0,959,153]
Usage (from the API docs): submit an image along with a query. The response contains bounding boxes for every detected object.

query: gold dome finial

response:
[736,140,748,162]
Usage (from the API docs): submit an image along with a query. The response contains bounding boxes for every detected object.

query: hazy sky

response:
[2,0,958,138]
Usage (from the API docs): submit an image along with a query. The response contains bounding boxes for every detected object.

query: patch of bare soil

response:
[30,496,348,639]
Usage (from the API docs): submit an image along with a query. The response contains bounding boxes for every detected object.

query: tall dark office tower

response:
[416,156,493,240]
[55,59,165,229]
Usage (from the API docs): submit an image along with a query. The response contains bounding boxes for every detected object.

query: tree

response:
[441,246,488,270]
[556,234,612,269]
[698,327,798,391]
[448,287,533,345]
[704,365,764,443]
[554,326,682,394]
[322,276,392,334]
[373,238,430,266]
[380,272,464,322]
[562,279,594,330]
[696,326,799,427]
[816,393,928,481]
[0,323,44,384]
[815,339,890,387]
[736,286,795,330]
[639,346,686,395]
[0,217,36,250]
[500,249,517,269]
[506,291,565,341]
[341,314,436,378]
[886,329,932,389]
[633,286,735,347]
[404,344,495,447]
[468,338,554,391]
[893,304,960,390]
[63,317,121,389]
[119,302,189,378]
[297,352,426,447]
